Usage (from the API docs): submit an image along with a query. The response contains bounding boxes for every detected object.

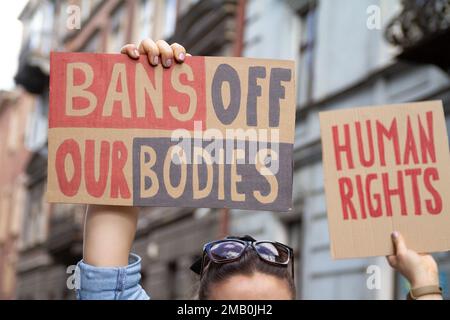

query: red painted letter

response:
[110,141,131,199]
[376,119,401,166]
[405,168,422,215]
[332,124,354,171]
[338,177,357,220]
[85,140,110,198]
[403,116,419,165]
[418,111,436,164]
[355,120,375,167]
[55,139,82,197]
[382,171,407,216]
[424,167,442,215]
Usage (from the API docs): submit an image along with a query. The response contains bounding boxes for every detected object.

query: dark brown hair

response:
[198,249,296,300]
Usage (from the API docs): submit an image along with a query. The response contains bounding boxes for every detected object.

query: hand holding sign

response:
[121,39,188,66]
[82,40,186,269]
[387,231,440,295]
[320,101,450,259]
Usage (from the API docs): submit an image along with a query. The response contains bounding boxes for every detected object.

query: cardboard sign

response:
[320,101,450,258]
[47,52,296,211]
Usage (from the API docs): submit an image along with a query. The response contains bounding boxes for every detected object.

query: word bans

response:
[132,138,292,211]
[50,54,207,130]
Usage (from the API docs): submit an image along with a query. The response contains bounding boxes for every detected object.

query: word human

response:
[332,111,442,219]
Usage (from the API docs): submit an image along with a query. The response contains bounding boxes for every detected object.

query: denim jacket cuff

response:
[76,253,149,300]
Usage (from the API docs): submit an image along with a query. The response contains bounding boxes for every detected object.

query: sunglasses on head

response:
[196,236,295,280]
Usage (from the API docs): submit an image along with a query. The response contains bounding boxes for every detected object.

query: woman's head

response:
[193,236,296,300]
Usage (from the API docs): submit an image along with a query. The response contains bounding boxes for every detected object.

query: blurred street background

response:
[0,0,450,300]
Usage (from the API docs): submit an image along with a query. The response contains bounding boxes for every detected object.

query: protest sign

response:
[320,101,450,258]
[47,52,296,211]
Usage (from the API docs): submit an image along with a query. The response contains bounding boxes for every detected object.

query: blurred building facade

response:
[0,89,34,299]
[0,0,449,300]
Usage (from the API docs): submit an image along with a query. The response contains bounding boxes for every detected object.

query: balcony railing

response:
[385,0,450,47]
[168,0,238,56]
[385,0,450,71]
[14,41,50,95]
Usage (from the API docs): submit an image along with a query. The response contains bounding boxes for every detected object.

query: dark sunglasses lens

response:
[255,242,290,264]
[209,241,246,262]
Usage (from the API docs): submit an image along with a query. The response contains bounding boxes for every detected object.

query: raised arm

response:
[82,39,188,266]
[83,205,138,267]
[78,205,148,300]
[77,39,188,300]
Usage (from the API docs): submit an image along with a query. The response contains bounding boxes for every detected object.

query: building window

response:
[297,3,317,107]
[81,29,101,52]
[25,94,48,150]
[107,4,128,53]
[41,0,55,54]
[25,93,48,152]
[177,0,200,17]
[163,0,178,39]
[138,0,156,40]
[28,0,55,56]
[80,0,102,22]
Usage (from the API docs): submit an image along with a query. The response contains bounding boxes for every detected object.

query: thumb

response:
[391,231,407,256]
[386,255,397,268]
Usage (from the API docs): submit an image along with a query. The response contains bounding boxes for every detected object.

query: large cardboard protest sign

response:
[320,101,450,259]
[47,52,296,211]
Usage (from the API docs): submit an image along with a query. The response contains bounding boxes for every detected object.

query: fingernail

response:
[152,56,159,65]
[165,58,172,67]
[134,49,140,58]
[178,53,185,61]
[392,231,399,239]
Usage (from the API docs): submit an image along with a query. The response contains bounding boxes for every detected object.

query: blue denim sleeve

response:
[76,253,150,300]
